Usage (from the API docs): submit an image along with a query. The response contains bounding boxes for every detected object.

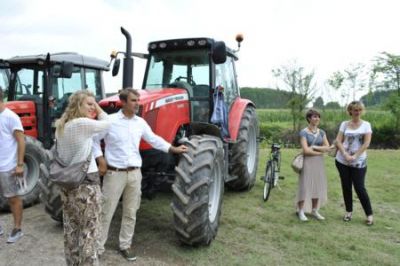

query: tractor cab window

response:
[85,68,103,101]
[53,66,103,117]
[215,56,239,106]
[144,49,210,98]
[14,68,45,100]
[144,49,211,122]
[0,68,9,100]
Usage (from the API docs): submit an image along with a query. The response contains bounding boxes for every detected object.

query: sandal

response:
[343,212,352,222]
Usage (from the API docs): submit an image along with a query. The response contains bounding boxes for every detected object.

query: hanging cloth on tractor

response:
[211,85,230,139]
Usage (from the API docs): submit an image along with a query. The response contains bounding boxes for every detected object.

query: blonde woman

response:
[335,101,373,226]
[296,109,331,221]
[55,90,110,265]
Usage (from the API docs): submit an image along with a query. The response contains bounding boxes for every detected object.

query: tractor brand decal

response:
[154,93,188,109]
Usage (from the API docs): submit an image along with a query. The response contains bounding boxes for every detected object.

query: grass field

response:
[129,149,400,265]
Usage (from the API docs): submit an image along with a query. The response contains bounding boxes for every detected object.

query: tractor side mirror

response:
[52,62,73,78]
[212,41,227,64]
[60,62,73,78]
[112,58,120,77]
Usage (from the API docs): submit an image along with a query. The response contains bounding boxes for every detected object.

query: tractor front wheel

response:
[171,135,224,246]
[227,106,259,191]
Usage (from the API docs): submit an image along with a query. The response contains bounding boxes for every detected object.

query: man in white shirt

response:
[0,87,25,243]
[94,88,187,261]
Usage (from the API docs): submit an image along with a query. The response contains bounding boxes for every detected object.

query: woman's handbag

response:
[49,144,91,190]
[291,131,319,174]
[291,153,304,173]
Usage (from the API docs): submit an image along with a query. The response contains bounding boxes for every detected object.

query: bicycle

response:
[261,143,284,201]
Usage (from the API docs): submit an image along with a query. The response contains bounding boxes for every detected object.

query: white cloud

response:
[1,0,400,103]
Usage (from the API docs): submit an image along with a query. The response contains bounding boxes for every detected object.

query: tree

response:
[272,61,315,132]
[313,96,324,109]
[327,63,366,105]
[325,101,341,109]
[371,52,400,129]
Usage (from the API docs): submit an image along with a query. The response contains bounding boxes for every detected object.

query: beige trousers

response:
[98,169,142,252]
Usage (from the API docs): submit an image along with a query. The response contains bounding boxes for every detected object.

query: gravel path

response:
[0,203,175,266]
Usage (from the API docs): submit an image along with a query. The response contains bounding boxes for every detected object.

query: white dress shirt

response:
[93,110,171,168]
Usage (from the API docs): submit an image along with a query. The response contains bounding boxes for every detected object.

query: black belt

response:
[107,165,139,172]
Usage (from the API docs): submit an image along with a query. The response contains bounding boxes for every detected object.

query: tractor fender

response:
[228,98,255,141]
[190,122,221,138]
[5,101,38,138]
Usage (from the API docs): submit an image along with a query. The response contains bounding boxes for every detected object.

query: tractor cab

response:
[4,52,109,148]
[143,38,240,123]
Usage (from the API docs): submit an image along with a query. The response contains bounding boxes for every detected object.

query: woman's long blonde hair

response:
[55,90,95,136]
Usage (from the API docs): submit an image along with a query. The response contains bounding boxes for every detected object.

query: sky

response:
[1,0,400,104]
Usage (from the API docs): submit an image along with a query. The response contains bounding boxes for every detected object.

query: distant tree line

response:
[240,87,292,109]
[240,87,344,109]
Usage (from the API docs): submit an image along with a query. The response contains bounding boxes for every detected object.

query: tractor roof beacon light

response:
[121,27,133,89]
[235,33,244,52]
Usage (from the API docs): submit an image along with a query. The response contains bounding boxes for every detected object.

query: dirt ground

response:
[0,202,181,266]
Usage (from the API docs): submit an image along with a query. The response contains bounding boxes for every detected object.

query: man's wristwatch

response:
[17,163,24,167]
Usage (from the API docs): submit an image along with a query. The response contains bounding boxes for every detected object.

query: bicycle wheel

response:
[263,162,274,201]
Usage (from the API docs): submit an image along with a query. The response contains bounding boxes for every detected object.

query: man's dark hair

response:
[305,108,321,123]
[119,88,140,102]
[0,86,3,102]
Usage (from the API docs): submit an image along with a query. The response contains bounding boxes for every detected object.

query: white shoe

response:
[7,228,23,243]
[311,210,325,220]
[298,211,308,222]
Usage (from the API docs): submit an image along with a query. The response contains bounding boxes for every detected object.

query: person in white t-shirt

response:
[0,87,25,243]
[335,101,373,226]
[94,88,187,261]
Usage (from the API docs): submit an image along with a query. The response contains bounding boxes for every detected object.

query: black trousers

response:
[335,160,373,216]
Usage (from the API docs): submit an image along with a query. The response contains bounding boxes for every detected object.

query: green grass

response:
[130,149,400,265]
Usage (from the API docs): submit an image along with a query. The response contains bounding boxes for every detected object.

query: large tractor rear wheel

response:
[38,148,63,222]
[39,175,63,222]
[0,137,49,210]
[227,106,259,191]
[171,135,224,246]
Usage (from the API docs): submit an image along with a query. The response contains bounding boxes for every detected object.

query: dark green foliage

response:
[324,101,341,109]
[371,52,400,129]
[313,96,324,109]
[371,123,400,148]
[240,87,292,108]
[383,92,400,130]
[360,90,393,106]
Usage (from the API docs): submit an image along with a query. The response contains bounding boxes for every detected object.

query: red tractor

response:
[0,54,109,211]
[98,28,260,246]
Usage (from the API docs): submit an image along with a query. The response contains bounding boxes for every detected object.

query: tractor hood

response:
[99,88,189,114]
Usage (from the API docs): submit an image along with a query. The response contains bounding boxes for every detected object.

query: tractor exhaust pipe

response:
[121,27,133,89]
